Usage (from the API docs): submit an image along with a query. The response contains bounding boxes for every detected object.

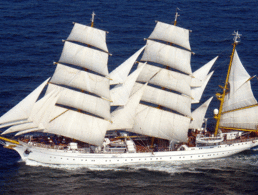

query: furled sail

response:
[109,46,146,85]
[220,50,258,130]
[148,21,191,51]
[189,97,213,130]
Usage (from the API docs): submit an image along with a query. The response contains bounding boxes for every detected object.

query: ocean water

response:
[0,0,258,194]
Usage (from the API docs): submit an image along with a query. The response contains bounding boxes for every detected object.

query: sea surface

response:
[1,0,258,194]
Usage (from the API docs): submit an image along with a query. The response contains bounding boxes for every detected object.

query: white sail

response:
[51,63,110,99]
[110,63,145,106]
[15,128,43,136]
[47,84,111,120]
[220,106,258,130]
[132,83,191,117]
[0,120,29,130]
[108,83,147,130]
[67,22,108,52]
[229,50,250,93]
[109,46,146,85]
[189,97,213,130]
[141,40,192,74]
[137,63,192,96]
[0,78,50,125]
[191,56,218,87]
[45,109,110,146]
[191,71,214,104]
[223,81,257,112]
[220,49,258,130]
[1,122,33,135]
[222,50,257,112]
[3,123,38,135]
[59,41,109,76]
[2,90,60,135]
[132,104,190,142]
[149,21,191,51]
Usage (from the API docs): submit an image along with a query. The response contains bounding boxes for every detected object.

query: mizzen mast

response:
[214,31,241,135]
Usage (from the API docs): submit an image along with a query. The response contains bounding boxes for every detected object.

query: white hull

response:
[6,139,258,166]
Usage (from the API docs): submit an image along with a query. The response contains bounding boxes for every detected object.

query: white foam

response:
[23,153,258,173]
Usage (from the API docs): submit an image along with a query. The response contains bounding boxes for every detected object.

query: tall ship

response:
[1,12,258,166]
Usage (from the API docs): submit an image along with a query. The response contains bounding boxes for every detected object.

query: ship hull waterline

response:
[2,140,258,166]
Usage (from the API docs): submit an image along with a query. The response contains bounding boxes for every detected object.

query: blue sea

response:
[1,0,258,194]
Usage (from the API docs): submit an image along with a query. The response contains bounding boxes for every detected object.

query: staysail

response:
[189,97,213,130]
[109,46,146,85]
[0,78,50,129]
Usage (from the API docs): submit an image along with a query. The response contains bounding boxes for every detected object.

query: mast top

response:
[91,11,96,27]
[233,31,241,44]
[174,8,180,25]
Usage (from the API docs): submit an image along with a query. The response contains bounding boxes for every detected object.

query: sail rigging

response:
[128,16,193,142]
[0,12,216,146]
[1,13,112,146]
[215,31,258,133]
[120,12,216,142]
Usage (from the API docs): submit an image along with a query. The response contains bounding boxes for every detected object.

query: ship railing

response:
[104,147,126,154]
[219,137,258,145]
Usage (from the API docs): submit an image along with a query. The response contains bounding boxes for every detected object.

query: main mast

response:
[151,9,180,146]
[214,31,241,135]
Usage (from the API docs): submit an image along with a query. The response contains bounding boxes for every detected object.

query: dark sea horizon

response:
[1,0,258,194]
